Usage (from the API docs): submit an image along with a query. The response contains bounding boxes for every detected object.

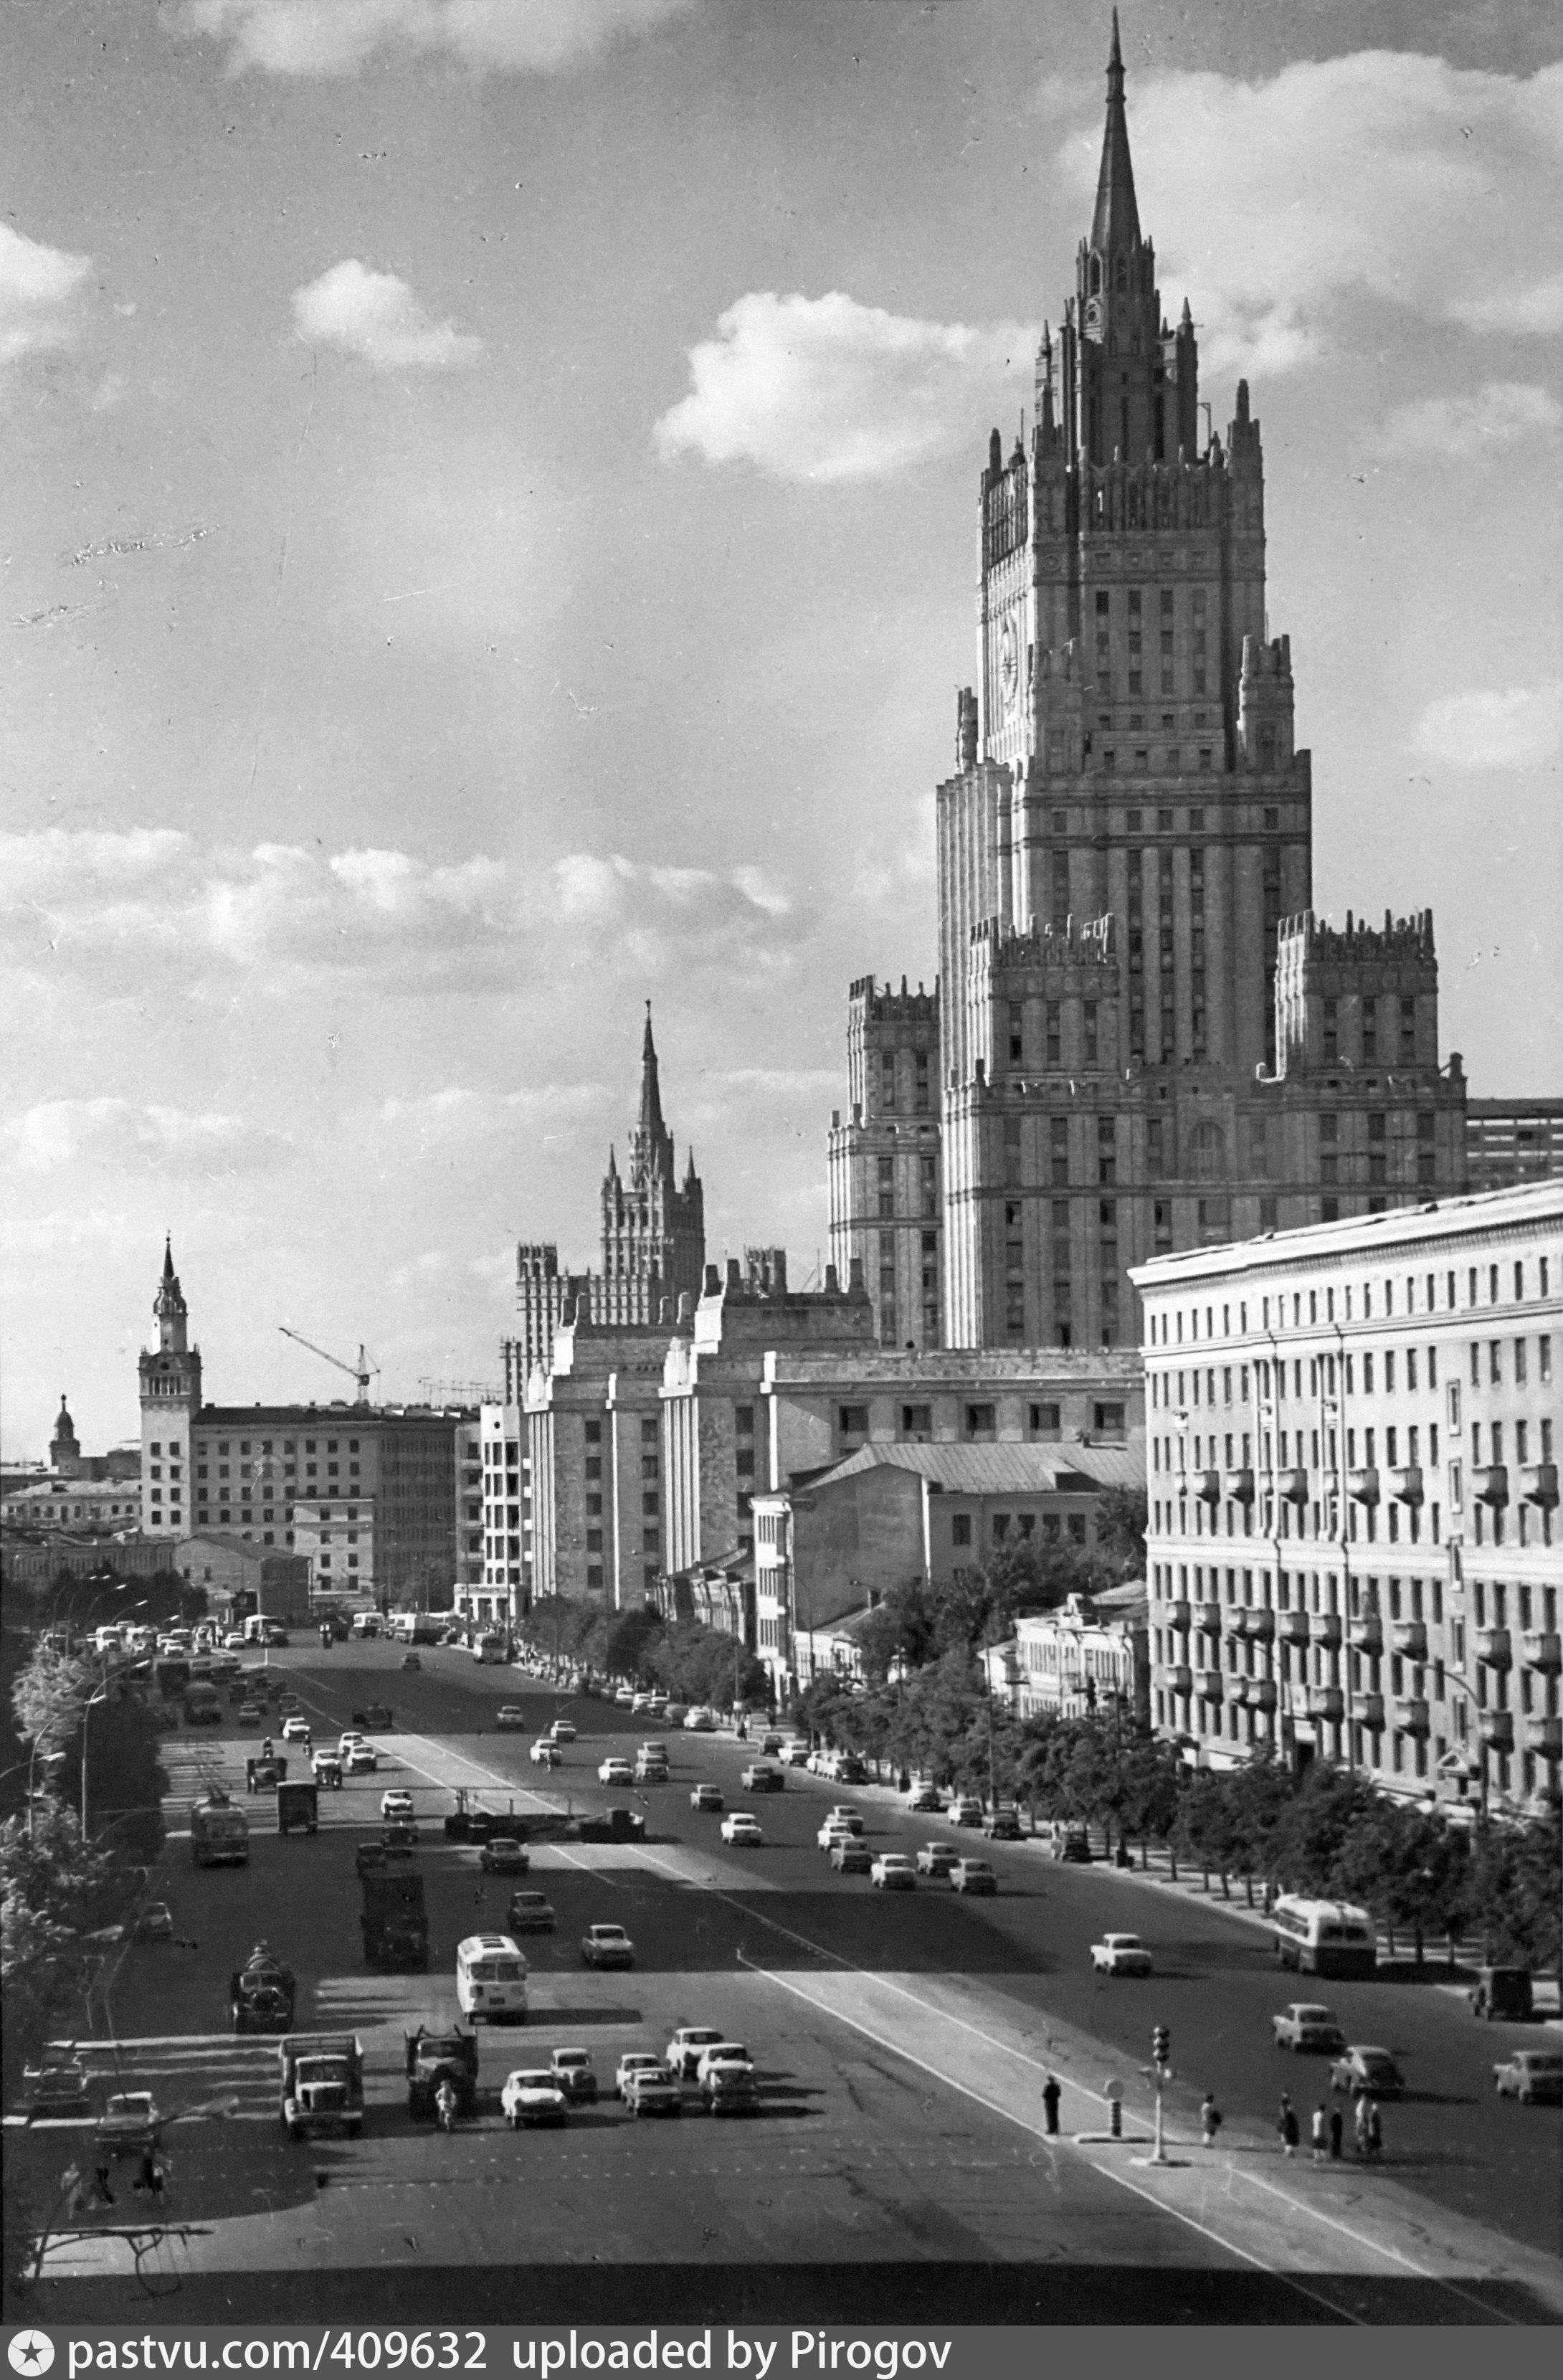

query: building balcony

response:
[1276,1608,1310,1646]
[1521,1462,1559,1509]
[1243,1606,1275,1641]
[1193,1604,1224,1639]
[1475,1627,1512,1670]
[1392,1619,1427,1660]
[1400,1699,1431,1738]
[1227,1678,1250,1708]
[1193,1469,1222,1506]
[1224,1468,1255,1505]
[1479,1708,1514,1753]
[1312,1613,1343,1650]
[1348,1467,1380,1507]
[1348,1613,1383,1654]
[1358,1692,1386,1732]
[1473,1464,1509,1509]
[1277,1469,1309,1507]
[1308,1686,1344,1722]
[1390,1466,1425,1508]
[1534,1715,1562,1761]
[1164,1665,1194,1697]
[1196,1670,1225,1702]
[1163,1599,1191,1633]
[1521,1631,1562,1676]
[1247,1679,1278,1713]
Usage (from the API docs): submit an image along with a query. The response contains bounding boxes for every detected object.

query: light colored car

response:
[624,2063,683,2118]
[500,2070,568,2129]
[661,1706,688,1728]
[741,1763,784,1793]
[614,2052,665,2099]
[817,1821,856,1851]
[665,2026,726,2080]
[1329,2047,1404,2100]
[906,1783,944,1814]
[949,1796,984,1827]
[949,1859,997,1895]
[915,1842,959,1878]
[1493,2049,1563,2105]
[96,2091,161,2154]
[223,1631,246,1650]
[380,1789,414,1820]
[1273,2004,1348,2054]
[826,1806,865,1831]
[530,1740,562,1767]
[1091,1933,1154,1976]
[721,1812,763,1846]
[687,1713,716,1735]
[237,1702,262,1727]
[613,1687,635,1707]
[280,1715,311,1743]
[690,1783,724,1813]
[830,1837,872,1874]
[507,1890,556,1933]
[598,1757,635,1786]
[781,1740,812,1766]
[693,2042,753,2088]
[550,1720,577,1743]
[338,1731,366,1755]
[495,1706,526,1730]
[549,2048,598,2103]
[581,1923,635,1970]
[870,1854,916,1892]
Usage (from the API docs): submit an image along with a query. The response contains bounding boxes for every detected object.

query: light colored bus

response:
[1271,1895,1377,1979]
[455,1933,528,2024]
[351,1612,381,1639]
[473,1632,508,1664]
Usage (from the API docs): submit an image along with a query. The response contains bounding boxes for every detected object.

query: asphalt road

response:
[9,1641,1559,2326]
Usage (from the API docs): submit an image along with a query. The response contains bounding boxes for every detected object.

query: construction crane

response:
[278,1327,378,1405]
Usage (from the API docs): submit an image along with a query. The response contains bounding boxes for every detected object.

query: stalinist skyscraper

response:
[832,14,1467,1352]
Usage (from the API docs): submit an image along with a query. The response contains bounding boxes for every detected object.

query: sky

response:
[1,0,1559,1461]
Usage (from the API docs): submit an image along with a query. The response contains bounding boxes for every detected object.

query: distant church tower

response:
[49,1396,82,1478]
[138,1237,201,1538]
[595,1007,706,1326]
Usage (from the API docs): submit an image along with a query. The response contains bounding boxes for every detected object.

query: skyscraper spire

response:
[162,1233,176,1284]
[637,1000,667,1148]
[1091,9,1141,255]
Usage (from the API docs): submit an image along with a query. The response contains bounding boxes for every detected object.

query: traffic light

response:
[1151,2024,1170,2067]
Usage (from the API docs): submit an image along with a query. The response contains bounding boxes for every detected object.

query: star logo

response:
[9,2336,56,2376]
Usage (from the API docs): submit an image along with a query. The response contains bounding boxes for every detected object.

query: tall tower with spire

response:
[49,1395,82,1478]
[138,1237,202,1537]
[596,1005,706,1327]
[856,14,1467,1350]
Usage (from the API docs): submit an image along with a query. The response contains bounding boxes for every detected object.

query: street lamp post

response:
[79,1688,110,1839]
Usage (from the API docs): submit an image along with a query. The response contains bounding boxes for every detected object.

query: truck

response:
[155,1656,191,1702]
[351,1612,381,1639]
[361,1867,429,1971]
[230,1944,297,2033]
[190,1791,250,1867]
[279,2033,364,2140]
[576,1806,647,1844]
[182,1680,222,1727]
[246,1753,288,1793]
[404,2024,479,2120]
[277,1780,319,1836]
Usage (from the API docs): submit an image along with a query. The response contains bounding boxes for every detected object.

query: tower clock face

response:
[998,617,1020,714]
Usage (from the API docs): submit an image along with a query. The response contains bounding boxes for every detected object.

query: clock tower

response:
[138,1237,201,1538]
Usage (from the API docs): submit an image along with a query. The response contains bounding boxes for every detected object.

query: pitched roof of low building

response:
[799,1440,1143,1497]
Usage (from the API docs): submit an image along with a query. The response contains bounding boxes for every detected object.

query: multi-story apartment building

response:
[503,1010,706,1395]
[827,977,943,1348]
[1466,1099,1563,1194]
[525,1294,673,1607]
[986,1585,1151,1727]
[470,1402,530,1625]
[136,1241,466,1606]
[830,24,1471,1355]
[1131,1181,1561,1816]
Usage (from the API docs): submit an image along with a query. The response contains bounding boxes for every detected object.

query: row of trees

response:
[518,1600,770,1712]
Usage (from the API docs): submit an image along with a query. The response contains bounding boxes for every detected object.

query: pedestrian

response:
[1366,2098,1383,2163]
[1354,2094,1372,2162]
[1311,2102,1328,2163]
[1200,2093,1222,2147]
[1041,2075,1062,2136]
[1328,2105,1344,2161]
[91,2162,115,2209]
[1278,2095,1300,2158]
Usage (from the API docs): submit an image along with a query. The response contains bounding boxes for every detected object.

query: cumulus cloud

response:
[0,223,94,366]
[293,260,481,369]
[1051,52,1563,376]
[1416,684,1562,772]
[655,290,1034,483]
[1365,381,1562,462]
[184,0,693,77]
[1,1098,293,1177]
[0,828,806,996]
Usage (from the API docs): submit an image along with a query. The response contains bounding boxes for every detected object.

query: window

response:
[951,1513,972,1548]
[839,1405,868,1438]
[1030,1401,1061,1438]
[964,1403,997,1441]
[901,1403,931,1438]
[1094,1402,1126,1438]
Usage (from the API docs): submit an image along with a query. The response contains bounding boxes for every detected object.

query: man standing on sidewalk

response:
[1328,2104,1344,2161]
[1311,2102,1329,2163]
[1201,2092,1222,2147]
[1278,2095,1301,2158]
[1042,2075,1061,2135]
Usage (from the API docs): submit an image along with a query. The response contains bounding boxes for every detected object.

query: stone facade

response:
[1131,1179,1562,1817]
[1466,1099,1563,1194]
[827,978,943,1350]
[832,27,1470,1357]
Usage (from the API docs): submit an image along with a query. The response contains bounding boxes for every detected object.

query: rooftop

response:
[1130,1178,1562,1292]
[787,1441,1143,1497]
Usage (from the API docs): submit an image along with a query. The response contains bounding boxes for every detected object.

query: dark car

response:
[983,1807,1024,1841]
[1330,2046,1405,2100]
[479,1837,530,1875]
[508,1890,556,1933]
[1470,1966,1534,2022]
